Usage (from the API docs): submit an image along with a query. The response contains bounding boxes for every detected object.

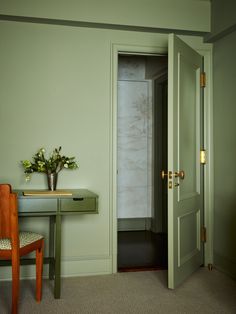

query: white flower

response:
[25,174,31,182]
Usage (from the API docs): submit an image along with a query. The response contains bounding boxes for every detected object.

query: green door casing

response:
[168,34,204,288]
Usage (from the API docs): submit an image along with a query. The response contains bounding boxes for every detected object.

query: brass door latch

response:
[162,170,185,189]
[161,170,172,179]
[174,170,185,180]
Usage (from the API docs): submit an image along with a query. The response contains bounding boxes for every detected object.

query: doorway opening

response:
[117,54,168,271]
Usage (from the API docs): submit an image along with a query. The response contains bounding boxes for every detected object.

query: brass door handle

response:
[174,170,185,180]
[161,170,168,179]
[161,170,172,179]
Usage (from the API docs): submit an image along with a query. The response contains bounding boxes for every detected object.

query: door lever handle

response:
[174,170,185,180]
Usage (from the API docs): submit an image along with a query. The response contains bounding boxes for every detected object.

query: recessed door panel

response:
[178,54,201,201]
[178,209,201,267]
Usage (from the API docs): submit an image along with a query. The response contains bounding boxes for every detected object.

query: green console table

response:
[13,189,98,299]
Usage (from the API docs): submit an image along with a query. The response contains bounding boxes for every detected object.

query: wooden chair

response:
[0,184,44,314]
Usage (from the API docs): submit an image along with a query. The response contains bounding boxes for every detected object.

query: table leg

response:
[54,214,61,299]
[49,216,55,280]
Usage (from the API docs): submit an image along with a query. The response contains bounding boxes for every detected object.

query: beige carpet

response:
[0,268,236,313]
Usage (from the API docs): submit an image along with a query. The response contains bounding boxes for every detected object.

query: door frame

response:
[110,38,213,274]
[153,72,168,234]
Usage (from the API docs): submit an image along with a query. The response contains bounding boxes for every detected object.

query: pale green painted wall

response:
[0,2,212,280]
[213,29,236,278]
[211,0,236,279]
[0,0,210,32]
[0,20,170,279]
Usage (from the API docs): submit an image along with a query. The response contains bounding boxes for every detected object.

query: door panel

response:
[178,209,201,267]
[168,34,204,289]
[178,54,201,200]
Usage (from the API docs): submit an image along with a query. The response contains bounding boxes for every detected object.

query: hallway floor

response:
[118,230,167,271]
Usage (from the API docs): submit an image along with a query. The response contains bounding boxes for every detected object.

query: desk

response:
[14,189,98,299]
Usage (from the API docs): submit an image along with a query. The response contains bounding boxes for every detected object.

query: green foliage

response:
[21,147,79,181]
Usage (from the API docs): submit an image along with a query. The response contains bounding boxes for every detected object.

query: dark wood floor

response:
[118,230,167,272]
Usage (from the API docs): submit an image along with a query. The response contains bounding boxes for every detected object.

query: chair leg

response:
[12,255,20,314]
[36,241,44,302]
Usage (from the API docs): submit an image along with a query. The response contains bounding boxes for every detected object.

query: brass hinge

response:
[200,72,206,88]
[200,149,206,164]
[201,226,207,243]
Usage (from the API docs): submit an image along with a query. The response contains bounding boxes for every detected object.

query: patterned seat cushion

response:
[0,231,43,250]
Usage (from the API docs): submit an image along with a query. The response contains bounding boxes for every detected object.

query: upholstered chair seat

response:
[0,232,43,250]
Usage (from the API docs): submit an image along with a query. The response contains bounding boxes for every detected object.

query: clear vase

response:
[47,173,58,191]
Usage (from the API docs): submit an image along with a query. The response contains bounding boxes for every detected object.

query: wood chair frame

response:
[0,184,44,314]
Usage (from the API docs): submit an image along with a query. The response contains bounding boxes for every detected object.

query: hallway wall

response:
[117,56,152,219]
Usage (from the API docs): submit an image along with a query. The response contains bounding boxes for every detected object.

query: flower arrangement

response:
[21,146,79,182]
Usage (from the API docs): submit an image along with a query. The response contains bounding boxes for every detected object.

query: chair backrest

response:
[0,184,19,243]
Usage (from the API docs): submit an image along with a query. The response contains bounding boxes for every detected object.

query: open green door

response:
[167,34,204,289]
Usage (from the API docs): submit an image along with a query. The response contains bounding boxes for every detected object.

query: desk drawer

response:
[18,199,57,213]
[60,198,97,213]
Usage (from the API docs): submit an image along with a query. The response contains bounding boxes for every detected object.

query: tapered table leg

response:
[54,213,61,299]
[49,215,55,280]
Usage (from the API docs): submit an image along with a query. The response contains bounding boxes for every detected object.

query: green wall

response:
[213,29,236,278]
[211,0,236,37]
[211,0,236,279]
[0,1,212,279]
[0,20,169,278]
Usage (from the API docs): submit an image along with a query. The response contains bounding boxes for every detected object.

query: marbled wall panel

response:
[118,82,148,137]
[118,56,146,81]
[117,57,152,218]
[118,136,147,187]
[117,186,148,218]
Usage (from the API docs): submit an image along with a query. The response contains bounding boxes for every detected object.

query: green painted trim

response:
[0,14,208,37]
[200,48,214,266]
[0,257,112,281]
[111,43,168,274]
[118,218,151,231]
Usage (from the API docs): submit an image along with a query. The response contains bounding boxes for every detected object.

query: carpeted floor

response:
[0,268,236,313]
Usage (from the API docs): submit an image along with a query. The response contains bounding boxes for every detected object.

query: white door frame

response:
[110,38,213,273]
